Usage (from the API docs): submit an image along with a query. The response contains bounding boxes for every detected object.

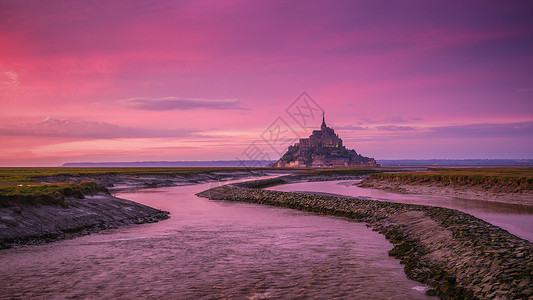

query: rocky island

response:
[273,113,377,167]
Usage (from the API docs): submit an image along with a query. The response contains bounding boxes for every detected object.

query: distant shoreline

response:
[60,158,533,168]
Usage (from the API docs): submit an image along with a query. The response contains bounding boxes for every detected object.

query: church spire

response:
[321,111,326,129]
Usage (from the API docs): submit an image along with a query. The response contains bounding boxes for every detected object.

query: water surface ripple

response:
[0,178,432,299]
[268,180,533,241]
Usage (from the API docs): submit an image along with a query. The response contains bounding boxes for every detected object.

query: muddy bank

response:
[34,170,284,192]
[357,178,533,207]
[0,170,283,249]
[0,192,169,249]
[232,171,378,189]
[197,185,532,299]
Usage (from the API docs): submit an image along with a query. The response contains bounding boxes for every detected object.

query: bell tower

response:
[321,111,326,130]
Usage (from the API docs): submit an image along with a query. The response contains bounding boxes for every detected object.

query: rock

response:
[522,287,532,296]
[482,284,492,293]
[517,278,530,288]
[425,289,437,296]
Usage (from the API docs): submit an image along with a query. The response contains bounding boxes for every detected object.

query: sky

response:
[1,0,532,166]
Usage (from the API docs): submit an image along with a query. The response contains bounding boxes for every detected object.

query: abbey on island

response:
[273,113,377,167]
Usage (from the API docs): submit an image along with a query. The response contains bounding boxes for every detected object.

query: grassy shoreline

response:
[4,167,531,208]
[367,168,533,193]
[0,167,286,186]
[0,167,289,205]
[0,181,109,207]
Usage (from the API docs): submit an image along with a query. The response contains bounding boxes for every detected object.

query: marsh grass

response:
[0,181,109,207]
[0,167,281,186]
[369,168,533,192]
[0,167,279,206]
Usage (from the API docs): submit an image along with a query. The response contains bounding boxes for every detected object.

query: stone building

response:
[273,113,377,168]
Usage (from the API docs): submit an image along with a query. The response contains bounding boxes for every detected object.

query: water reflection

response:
[0,177,434,299]
[268,180,533,241]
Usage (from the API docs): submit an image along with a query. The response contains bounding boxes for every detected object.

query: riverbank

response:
[0,192,169,249]
[197,184,533,299]
[357,168,533,207]
[0,168,293,249]
[29,168,287,191]
[232,169,381,189]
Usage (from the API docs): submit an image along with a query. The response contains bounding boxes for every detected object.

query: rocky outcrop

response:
[197,185,533,299]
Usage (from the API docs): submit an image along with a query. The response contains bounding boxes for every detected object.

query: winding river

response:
[0,177,434,299]
[267,179,533,242]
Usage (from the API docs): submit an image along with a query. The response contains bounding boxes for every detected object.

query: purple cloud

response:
[375,125,416,131]
[121,97,246,111]
[326,122,531,138]
[358,116,410,124]
[0,117,195,139]
[428,122,533,138]
[336,125,369,131]
[337,124,415,131]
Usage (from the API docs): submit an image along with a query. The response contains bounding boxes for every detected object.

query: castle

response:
[273,113,377,167]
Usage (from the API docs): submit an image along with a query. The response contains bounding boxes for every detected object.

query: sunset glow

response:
[1,1,532,166]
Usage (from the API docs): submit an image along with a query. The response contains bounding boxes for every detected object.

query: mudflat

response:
[0,193,169,249]
[0,168,280,249]
[357,168,533,207]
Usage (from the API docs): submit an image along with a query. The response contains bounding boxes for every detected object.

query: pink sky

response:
[1,0,532,166]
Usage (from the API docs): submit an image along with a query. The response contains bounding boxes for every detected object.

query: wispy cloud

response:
[0,117,195,139]
[375,125,416,131]
[428,122,533,138]
[336,125,369,131]
[337,124,415,131]
[0,71,20,86]
[120,97,246,111]
[357,116,409,125]
[339,121,533,142]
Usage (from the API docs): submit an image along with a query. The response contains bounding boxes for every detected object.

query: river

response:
[0,176,434,299]
[267,179,533,242]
